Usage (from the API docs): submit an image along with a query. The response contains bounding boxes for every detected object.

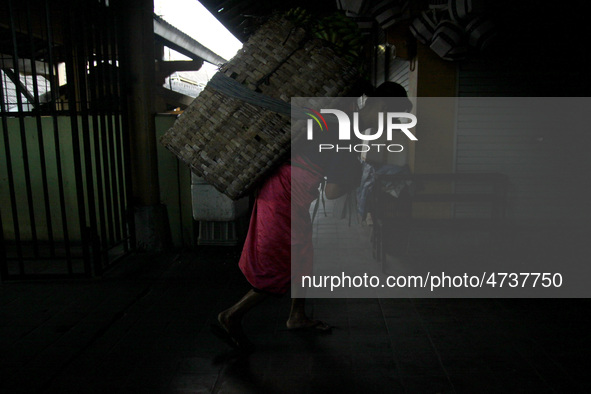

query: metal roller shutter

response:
[455,59,590,227]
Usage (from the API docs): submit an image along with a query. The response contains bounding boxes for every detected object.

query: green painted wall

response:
[1,114,193,248]
[2,116,90,242]
[155,114,195,248]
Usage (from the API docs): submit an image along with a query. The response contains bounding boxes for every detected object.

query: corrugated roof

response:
[197,0,338,41]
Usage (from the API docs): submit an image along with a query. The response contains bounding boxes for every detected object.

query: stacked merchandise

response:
[160,10,363,200]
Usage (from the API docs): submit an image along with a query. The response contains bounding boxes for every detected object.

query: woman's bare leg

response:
[286,298,330,330]
[217,289,268,348]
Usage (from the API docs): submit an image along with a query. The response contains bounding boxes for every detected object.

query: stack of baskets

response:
[160,15,360,200]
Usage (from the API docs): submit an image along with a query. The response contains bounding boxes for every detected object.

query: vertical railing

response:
[8,0,40,263]
[0,0,133,280]
[44,0,74,273]
[63,1,95,277]
[0,60,24,273]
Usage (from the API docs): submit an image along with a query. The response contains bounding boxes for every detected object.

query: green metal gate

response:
[0,0,134,279]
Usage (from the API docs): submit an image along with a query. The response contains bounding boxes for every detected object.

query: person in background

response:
[357,82,414,260]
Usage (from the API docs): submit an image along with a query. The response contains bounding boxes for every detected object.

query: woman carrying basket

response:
[212,82,410,351]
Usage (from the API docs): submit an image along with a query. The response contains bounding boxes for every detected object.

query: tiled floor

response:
[1,199,590,393]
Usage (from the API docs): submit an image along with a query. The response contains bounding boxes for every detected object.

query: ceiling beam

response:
[153,15,227,66]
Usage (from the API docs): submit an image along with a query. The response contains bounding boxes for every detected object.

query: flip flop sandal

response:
[210,323,255,352]
[286,320,333,333]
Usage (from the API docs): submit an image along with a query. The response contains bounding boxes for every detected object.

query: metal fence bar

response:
[110,9,130,254]
[0,209,7,280]
[70,4,101,275]
[63,7,91,276]
[94,6,116,250]
[101,9,123,246]
[26,1,56,258]
[114,5,135,252]
[44,0,73,272]
[0,70,24,271]
[86,6,109,270]
[8,0,39,262]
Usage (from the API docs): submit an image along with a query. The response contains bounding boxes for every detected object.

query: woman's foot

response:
[287,298,332,332]
[211,290,268,351]
[213,310,254,351]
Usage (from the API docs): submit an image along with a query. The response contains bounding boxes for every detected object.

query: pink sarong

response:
[238,156,323,294]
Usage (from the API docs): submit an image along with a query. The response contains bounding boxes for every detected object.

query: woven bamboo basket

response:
[160,16,360,200]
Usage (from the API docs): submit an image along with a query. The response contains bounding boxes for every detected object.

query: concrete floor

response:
[1,247,590,393]
[1,199,590,393]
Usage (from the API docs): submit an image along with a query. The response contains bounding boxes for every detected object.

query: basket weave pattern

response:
[160,16,359,200]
